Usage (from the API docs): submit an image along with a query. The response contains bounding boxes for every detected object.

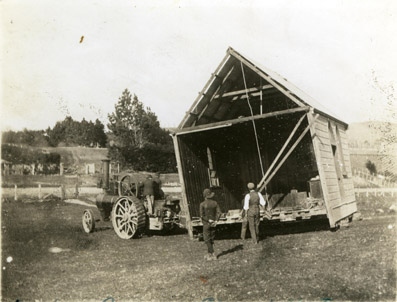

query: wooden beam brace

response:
[226,89,279,103]
[237,89,278,100]
[176,123,233,135]
[259,113,320,192]
[176,106,310,134]
[214,84,273,99]
[257,113,307,188]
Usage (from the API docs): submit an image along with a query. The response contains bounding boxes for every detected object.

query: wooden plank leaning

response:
[257,113,307,189]
[259,113,320,192]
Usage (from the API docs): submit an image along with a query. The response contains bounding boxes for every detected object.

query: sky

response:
[1,0,397,131]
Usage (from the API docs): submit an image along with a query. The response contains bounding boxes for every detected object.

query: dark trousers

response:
[203,223,216,253]
[241,215,248,239]
[247,210,260,243]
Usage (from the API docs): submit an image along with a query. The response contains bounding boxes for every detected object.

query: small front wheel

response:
[82,209,96,233]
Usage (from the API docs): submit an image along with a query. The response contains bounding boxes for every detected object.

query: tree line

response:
[2,117,107,148]
[2,144,60,174]
[2,88,177,173]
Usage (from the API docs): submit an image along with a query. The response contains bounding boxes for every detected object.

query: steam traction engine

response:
[82,160,181,239]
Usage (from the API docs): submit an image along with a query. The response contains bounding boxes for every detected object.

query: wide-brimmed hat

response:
[203,188,215,199]
[247,182,255,189]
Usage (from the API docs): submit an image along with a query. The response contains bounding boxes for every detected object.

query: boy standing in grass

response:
[200,188,222,260]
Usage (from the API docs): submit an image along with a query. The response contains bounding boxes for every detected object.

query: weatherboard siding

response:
[315,116,356,222]
[335,122,356,203]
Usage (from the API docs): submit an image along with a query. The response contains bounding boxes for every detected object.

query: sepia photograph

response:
[1,0,396,301]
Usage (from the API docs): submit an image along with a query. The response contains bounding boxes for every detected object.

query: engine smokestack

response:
[102,159,110,190]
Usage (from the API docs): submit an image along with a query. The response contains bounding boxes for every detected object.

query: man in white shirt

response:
[242,182,266,244]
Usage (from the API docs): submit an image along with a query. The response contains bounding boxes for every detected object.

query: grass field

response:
[1,197,396,302]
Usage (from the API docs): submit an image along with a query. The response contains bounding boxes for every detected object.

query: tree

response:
[365,160,377,175]
[108,90,146,148]
[46,116,107,147]
[107,89,176,172]
[2,129,49,146]
[93,119,107,147]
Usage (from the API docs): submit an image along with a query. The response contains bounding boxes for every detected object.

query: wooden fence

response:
[1,185,102,201]
[353,169,396,187]
[1,183,182,202]
[354,187,397,197]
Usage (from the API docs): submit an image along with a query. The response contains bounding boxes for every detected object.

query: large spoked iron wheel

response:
[118,174,133,197]
[111,196,146,239]
[82,209,95,233]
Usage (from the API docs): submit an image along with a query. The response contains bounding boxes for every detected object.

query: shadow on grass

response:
[93,226,113,233]
[217,244,244,258]
[147,226,188,237]
[262,216,331,238]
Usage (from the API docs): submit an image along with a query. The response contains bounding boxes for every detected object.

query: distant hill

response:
[347,121,397,150]
[347,121,397,176]
[40,146,108,168]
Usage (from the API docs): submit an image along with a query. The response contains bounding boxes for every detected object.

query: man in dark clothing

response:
[240,197,248,240]
[143,175,155,215]
[243,182,266,244]
[200,188,222,260]
[153,172,163,199]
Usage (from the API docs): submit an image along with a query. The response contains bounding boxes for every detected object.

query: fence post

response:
[61,185,66,200]
[14,184,18,201]
[74,182,79,198]
[38,184,42,200]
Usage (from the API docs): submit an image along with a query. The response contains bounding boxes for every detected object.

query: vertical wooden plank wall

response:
[333,123,357,216]
[335,124,356,201]
[311,114,357,225]
[171,135,194,239]
[308,112,336,227]
[177,136,211,218]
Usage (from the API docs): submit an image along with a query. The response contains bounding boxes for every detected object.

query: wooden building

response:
[172,47,357,238]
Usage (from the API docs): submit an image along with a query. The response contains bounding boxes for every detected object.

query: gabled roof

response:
[178,47,347,129]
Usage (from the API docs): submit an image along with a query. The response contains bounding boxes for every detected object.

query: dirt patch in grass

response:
[1,198,396,301]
